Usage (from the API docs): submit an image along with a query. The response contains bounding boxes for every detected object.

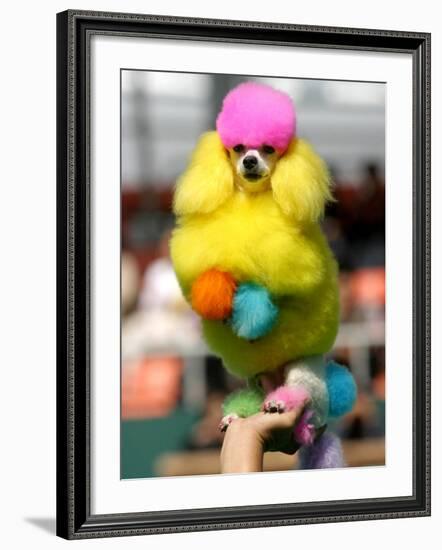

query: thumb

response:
[260,400,309,433]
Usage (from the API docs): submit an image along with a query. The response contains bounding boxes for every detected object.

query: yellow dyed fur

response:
[170,131,339,378]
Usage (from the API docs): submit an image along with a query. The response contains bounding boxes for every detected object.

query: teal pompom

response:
[231,282,279,340]
[326,361,357,418]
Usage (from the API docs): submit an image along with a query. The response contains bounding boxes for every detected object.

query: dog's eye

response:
[262,145,275,154]
[233,144,245,153]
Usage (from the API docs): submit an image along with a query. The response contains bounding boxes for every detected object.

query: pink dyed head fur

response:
[216,82,296,153]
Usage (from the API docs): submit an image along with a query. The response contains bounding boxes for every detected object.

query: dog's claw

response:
[263,399,286,413]
[219,413,239,432]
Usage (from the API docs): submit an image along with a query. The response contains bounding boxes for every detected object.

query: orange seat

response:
[122,356,182,419]
[350,267,385,308]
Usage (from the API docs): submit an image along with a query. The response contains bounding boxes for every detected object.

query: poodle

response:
[170,82,356,466]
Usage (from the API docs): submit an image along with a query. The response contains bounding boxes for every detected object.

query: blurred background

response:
[121,71,386,479]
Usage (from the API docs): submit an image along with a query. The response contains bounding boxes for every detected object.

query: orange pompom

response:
[191,269,236,320]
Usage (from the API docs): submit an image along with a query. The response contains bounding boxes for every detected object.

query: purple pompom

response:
[298,432,346,469]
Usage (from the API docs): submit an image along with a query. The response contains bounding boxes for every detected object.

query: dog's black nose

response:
[243,155,258,170]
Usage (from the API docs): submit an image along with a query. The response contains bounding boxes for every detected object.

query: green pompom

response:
[222,385,264,418]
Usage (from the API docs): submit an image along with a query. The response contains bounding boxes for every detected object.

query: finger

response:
[258,401,308,431]
[275,405,307,430]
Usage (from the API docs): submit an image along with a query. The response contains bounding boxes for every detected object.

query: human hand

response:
[220,402,308,474]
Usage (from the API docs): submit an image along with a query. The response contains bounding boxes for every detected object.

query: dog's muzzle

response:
[243,155,258,170]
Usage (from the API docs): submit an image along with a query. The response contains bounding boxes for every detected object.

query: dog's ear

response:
[173,131,234,216]
[271,138,333,223]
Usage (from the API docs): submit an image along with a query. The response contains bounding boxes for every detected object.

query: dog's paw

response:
[231,283,278,340]
[219,413,239,432]
[262,399,287,413]
[262,385,310,414]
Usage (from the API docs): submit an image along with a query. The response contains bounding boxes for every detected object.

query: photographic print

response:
[121,71,386,479]
[56,10,430,538]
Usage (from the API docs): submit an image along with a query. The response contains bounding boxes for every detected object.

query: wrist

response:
[220,418,265,473]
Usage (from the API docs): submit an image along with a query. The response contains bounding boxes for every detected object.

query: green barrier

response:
[121,407,200,479]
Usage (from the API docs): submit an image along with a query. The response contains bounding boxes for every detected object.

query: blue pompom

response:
[231,283,279,340]
[326,361,357,418]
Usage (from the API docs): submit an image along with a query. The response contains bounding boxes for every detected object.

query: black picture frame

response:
[56,9,431,540]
